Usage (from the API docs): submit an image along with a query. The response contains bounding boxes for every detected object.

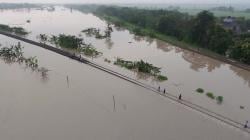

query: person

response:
[244,121,248,128]
[158,86,160,92]
[163,89,166,94]
[178,94,182,100]
[66,76,69,86]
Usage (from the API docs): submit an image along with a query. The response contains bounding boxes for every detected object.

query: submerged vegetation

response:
[0,24,29,35]
[157,75,168,81]
[0,43,49,81]
[37,34,102,57]
[0,44,38,68]
[78,45,102,57]
[216,96,224,104]
[38,34,49,43]
[82,23,113,39]
[195,88,224,104]
[51,34,84,49]
[206,92,215,99]
[196,88,204,93]
[114,58,167,81]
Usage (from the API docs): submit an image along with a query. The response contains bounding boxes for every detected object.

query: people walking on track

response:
[158,86,160,92]
[244,121,248,128]
[178,94,182,100]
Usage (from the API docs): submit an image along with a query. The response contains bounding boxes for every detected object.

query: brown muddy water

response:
[0,35,249,140]
[0,6,250,139]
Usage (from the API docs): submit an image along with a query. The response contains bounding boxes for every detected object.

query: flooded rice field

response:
[0,6,250,137]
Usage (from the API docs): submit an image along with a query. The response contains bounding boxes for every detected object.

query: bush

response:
[157,75,168,81]
[114,58,168,82]
[196,88,204,93]
[216,96,223,103]
[206,92,215,99]
[0,24,29,35]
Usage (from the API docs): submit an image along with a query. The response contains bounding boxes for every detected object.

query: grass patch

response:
[206,92,215,100]
[196,88,204,93]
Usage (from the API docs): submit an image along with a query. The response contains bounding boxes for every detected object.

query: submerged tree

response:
[114,58,167,81]
[82,24,113,39]
[0,24,29,35]
[0,44,38,68]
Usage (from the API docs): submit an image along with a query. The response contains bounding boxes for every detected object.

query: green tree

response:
[208,25,233,55]
[190,11,215,46]
[229,38,250,64]
[157,15,182,39]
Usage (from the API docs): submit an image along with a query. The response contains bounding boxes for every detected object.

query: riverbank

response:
[97,14,250,71]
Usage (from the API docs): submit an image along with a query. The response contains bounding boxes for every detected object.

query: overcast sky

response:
[0,0,249,4]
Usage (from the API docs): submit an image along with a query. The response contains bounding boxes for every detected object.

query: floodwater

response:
[0,35,249,140]
[0,6,250,134]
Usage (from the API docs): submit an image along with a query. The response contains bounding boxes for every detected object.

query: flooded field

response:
[0,6,249,128]
[0,35,249,140]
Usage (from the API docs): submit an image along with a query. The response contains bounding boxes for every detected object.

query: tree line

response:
[70,5,250,64]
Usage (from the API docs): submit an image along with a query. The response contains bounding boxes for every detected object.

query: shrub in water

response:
[216,96,223,103]
[157,75,168,81]
[206,92,215,99]
[196,88,204,93]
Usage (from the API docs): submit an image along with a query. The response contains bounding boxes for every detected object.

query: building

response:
[222,16,241,34]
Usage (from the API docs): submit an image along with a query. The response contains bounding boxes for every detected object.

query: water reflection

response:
[230,66,250,87]
[38,67,50,83]
[132,35,154,46]
[155,39,222,72]
[156,40,174,52]
[145,36,154,45]
[114,26,126,32]
[182,50,222,72]
[133,35,145,42]
[105,37,114,49]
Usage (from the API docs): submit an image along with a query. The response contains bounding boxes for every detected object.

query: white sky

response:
[0,0,249,4]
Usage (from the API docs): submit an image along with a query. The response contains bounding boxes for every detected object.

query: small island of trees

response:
[82,23,113,39]
[114,58,168,81]
[37,34,102,57]
[0,24,29,36]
